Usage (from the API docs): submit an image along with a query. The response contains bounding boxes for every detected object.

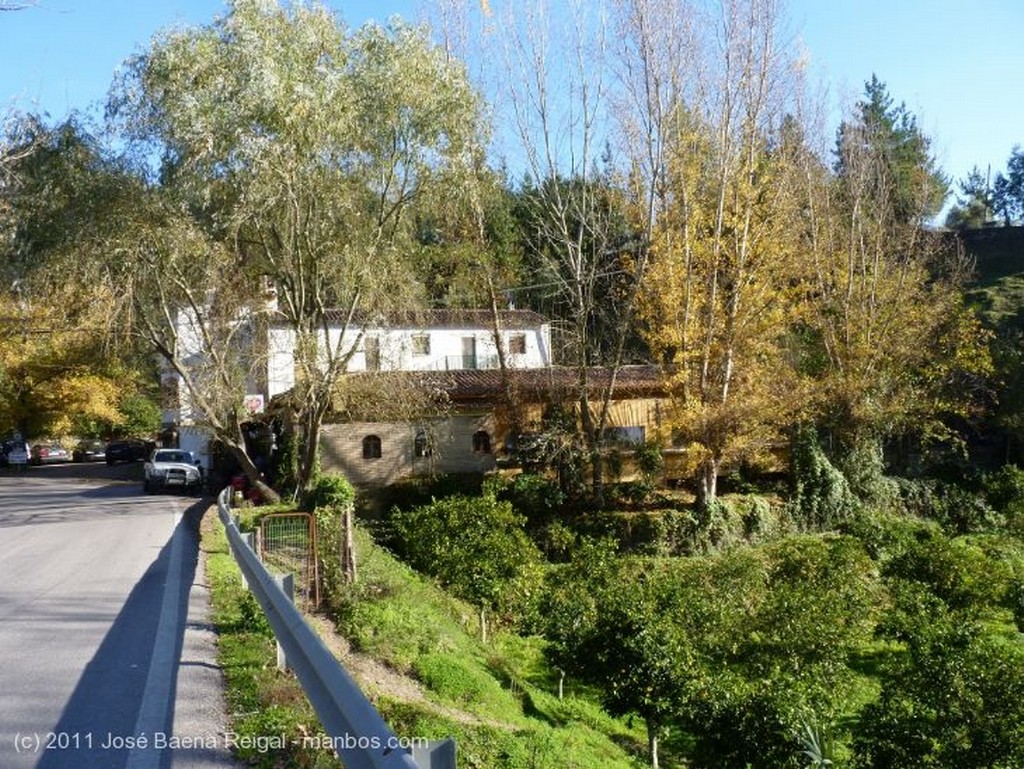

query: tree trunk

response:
[646,717,660,769]
[295,396,328,498]
[224,440,281,504]
[696,456,719,512]
[580,390,606,508]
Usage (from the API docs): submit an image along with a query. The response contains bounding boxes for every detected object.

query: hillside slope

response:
[325,527,648,769]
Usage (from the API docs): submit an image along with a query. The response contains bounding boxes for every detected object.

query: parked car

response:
[72,439,107,463]
[1,438,29,467]
[105,438,155,465]
[30,442,70,464]
[143,449,204,495]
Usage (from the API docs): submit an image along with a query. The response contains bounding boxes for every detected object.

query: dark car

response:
[72,439,107,463]
[105,438,155,465]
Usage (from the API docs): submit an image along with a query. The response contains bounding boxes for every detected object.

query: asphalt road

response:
[0,463,239,769]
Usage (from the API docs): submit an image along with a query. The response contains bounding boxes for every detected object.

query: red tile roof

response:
[346,365,666,405]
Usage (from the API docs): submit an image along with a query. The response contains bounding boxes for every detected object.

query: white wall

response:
[266,321,552,398]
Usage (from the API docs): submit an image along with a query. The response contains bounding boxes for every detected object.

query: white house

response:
[265,308,553,399]
[161,306,552,465]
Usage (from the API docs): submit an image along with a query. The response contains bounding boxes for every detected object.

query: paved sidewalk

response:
[166,509,241,769]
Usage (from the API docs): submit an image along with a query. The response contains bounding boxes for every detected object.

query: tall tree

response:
[109,0,486,495]
[807,76,988,474]
[0,116,160,442]
[480,0,656,503]
[636,0,810,509]
[945,165,995,229]
[834,74,948,225]
[993,145,1024,225]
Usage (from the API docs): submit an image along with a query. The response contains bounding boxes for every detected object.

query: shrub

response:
[388,493,545,627]
[497,472,565,524]
[930,483,1000,534]
[306,472,356,510]
[840,507,936,562]
[984,464,1024,533]
[984,464,1024,509]
[853,621,1024,768]
[835,434,898,509]
[883,532,1012,615]
[789,426,858,531]
[308,473,357,610]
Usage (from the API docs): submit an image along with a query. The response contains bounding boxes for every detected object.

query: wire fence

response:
[258,512,320,610]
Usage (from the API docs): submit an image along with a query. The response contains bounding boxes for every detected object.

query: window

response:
[362,435,382,459]
[414,428,432,458]
[472,430,492,454]
[603,426,646,445]
[508,333,527,355]
[411,334,431,356]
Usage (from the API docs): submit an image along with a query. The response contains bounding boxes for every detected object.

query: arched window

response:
[362,434,382,459]
[472,430,492,454]
[414,428,432,458]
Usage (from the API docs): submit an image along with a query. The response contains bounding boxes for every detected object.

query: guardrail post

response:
[275,573,294,671]
[239,531,255,590]
[412,739,457,769]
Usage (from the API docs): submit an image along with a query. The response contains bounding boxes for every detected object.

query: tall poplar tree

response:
[807,76,988,476]
[637,0,810,510]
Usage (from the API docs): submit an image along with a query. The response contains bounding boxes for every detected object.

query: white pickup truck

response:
[143,448,205,495]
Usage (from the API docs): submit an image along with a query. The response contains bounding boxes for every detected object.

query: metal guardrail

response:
[216,489,438,769]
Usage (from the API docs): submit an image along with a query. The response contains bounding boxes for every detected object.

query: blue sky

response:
[2,0,1021,200]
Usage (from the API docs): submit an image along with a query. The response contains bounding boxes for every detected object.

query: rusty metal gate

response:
[257,512,320,610]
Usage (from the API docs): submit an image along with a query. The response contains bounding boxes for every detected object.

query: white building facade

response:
[266,309,552,399]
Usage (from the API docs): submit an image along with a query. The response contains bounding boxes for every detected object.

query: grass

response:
[201,507,343,769]
[329,526,648,768]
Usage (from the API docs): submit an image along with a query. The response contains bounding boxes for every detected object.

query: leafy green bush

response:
[930,483,1000,534]
[882,532,1012,615]
[853,619,1024,768]
[545,535,881,768]
[306,472,355,510]
[789,425,858,531]
[388,493,545,627]
[985,464,1024,533]
[378,473,485,514]
[683,680,807,769]
[835,434,898,509]
[985,464,1024,508]
[840,506,937,562]
[307,473,356,611]
[495,472,565,524]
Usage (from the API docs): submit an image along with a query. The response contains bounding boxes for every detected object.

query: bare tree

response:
[477,0,655,503]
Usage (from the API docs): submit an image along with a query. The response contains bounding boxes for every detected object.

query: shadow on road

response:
[35,500,210,769]
[0,460,144,484]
